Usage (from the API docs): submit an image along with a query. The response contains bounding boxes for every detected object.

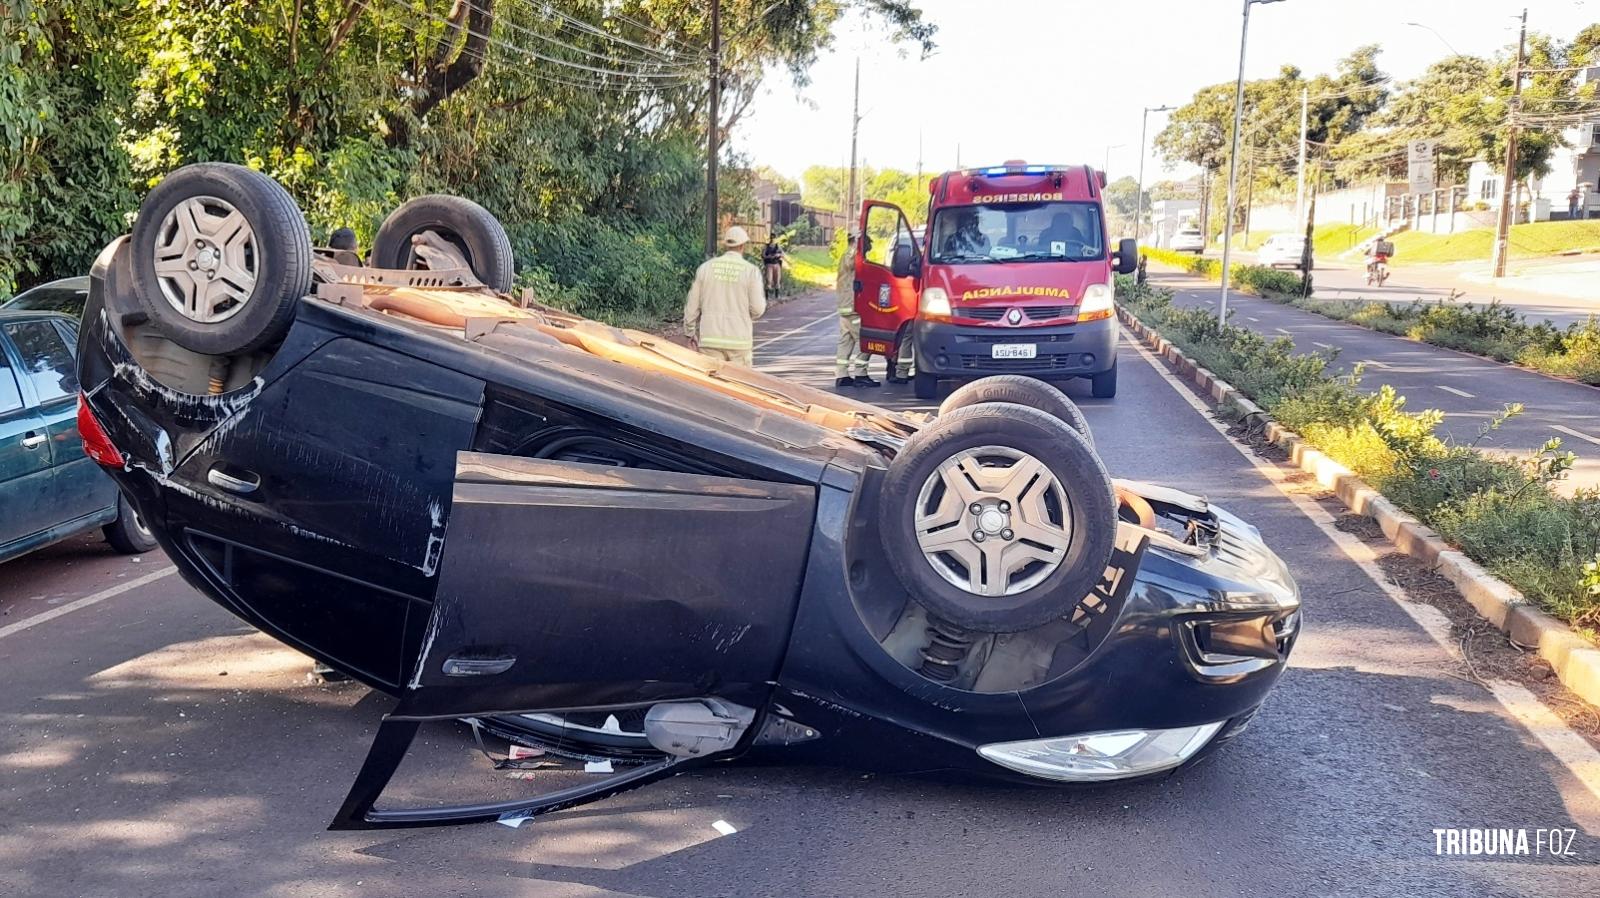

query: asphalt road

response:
[1159,269,1600,493]
[1231,251,1599,329]
[3,293,1599,897]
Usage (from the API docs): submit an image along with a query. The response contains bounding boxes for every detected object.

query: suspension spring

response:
[918,619,975,683]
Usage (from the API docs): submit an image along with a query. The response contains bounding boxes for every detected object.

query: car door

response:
[0,317,110,528]
[398,451,816,718]
[0,327,58,553]
[854,201,921,356]
[162,334,485,689]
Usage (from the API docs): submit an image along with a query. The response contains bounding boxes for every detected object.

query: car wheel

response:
[878,402,1116,633]
[913,371,938,400]
[371,195,515,292]
[103,494,158,554]
[1090,360,1118,399]
[128,163,312,356]
[938,375,1092,446]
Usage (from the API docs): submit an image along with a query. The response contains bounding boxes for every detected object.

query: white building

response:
[1148,199,1200,249]
[1465,64,1600,222]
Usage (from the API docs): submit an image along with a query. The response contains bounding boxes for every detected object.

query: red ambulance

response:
[854,162,1137,399]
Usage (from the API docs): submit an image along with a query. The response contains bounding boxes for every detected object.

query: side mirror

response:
[1115,238,1138,275]
[891,243,920,279]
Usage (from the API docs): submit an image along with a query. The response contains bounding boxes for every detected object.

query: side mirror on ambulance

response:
[1114,238,1138,275]
[891,244,921,279]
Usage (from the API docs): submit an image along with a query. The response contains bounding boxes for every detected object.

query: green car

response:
[0,299,154,564]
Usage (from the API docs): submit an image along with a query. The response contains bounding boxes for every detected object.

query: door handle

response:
[21,432,46,449]
[207,466,260,495]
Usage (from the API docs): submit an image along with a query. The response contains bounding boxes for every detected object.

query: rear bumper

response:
[912,316,1116,379]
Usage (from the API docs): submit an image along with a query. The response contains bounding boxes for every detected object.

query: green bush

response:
[1117,278,1600,631]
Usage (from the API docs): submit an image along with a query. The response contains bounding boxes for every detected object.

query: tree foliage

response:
[0,0,934,310]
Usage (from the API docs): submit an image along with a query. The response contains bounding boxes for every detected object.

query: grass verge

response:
[1117,276,1600,634]
[1390,219,1600,264]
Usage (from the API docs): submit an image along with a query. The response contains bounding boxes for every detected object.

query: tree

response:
[0,0,936,308]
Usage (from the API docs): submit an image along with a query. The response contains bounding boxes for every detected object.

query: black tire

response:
[371,195,515,292]
[128,163,312,356]
[879,402,1116,633]
[938,375,1092,446]
[1090,360,1118,399]
[103,494,158,554]
[913,372,938,400]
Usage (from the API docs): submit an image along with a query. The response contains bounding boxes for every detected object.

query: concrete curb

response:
[1118,305,1600,709]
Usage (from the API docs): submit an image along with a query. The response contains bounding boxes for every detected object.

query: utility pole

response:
[916,129,926,221]
[1491,8,1527,278]
[1294,86,1308,229]
[846,57,861,235]
[1219,0,1285,324]
[704,0,722,257]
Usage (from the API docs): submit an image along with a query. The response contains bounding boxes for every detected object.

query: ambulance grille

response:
[959,306,1069,322]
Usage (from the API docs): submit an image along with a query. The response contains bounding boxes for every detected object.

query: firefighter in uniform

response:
[834,234,875,388]
[684,226,766,366]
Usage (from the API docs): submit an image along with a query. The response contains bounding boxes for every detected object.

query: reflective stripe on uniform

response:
[699,335,753,350]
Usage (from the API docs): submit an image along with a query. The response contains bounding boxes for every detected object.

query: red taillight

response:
[78,393,124,467]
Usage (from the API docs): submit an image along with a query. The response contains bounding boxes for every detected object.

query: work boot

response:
[835,376,857,388]
[886,372,912,385]
[852,375,881,387]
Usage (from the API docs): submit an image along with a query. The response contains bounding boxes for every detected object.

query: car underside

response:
[74,164,1301,828]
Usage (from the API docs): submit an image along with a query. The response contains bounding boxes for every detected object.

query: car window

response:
[2,319,78,402]
[4,285,87,319]
[0,342,21,414]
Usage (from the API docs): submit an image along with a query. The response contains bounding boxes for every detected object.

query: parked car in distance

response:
[2,276,91,319]
[1256,234,1310,270]
[1169,226,1205,254]
[1,307,156,564]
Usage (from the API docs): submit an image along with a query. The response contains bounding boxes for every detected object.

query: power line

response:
[378,2,701,93]
[506,0,706,64]
[471,0,704,72]
[383,0,703,84]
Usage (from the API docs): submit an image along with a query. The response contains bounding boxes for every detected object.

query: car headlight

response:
[920,286,951,318]
[1077,281,1114,322]
[977,721,1225,782]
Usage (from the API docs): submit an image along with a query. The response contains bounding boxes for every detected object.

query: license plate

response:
[991,344,1037,359]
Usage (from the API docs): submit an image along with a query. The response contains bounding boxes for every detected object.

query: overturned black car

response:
[75,164,1300,829]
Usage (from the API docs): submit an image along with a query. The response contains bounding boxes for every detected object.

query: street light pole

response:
[1136,105,1174,243]
[1218,0,1285,324]
[1491,8,1528,279]
[704,0,721,257]
[1103,144,1124,178]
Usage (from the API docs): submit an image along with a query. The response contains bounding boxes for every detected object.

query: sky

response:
[733,0,1598,187]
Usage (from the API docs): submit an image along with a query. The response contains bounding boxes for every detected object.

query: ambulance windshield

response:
[928,202,1104,264]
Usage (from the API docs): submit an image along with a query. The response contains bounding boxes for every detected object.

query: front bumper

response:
[912,315,1116,378]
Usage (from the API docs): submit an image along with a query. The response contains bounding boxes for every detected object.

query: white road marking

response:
[711,819,738,836]
[1551,424,1600,447]
[753,311,837,350]
[1436,385,1475,399]
[1246,316,1260,323]
[1361,359,1392,369]
[0,566,176,641]
[1127,335,1600,804]
[1312,341,1334,350]
[1274,327,1292,335]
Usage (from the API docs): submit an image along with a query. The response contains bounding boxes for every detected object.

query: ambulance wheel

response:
[371,195,515,292]
[938,376,1092,446]
[879,402,1116,634]
[128,163,312,356]
[913,372,938,400]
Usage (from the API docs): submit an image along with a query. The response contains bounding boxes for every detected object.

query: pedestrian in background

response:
[684,226,766,367]
[1569,187,1581,220]
[762,238,785,297]
[834,234,876,388]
